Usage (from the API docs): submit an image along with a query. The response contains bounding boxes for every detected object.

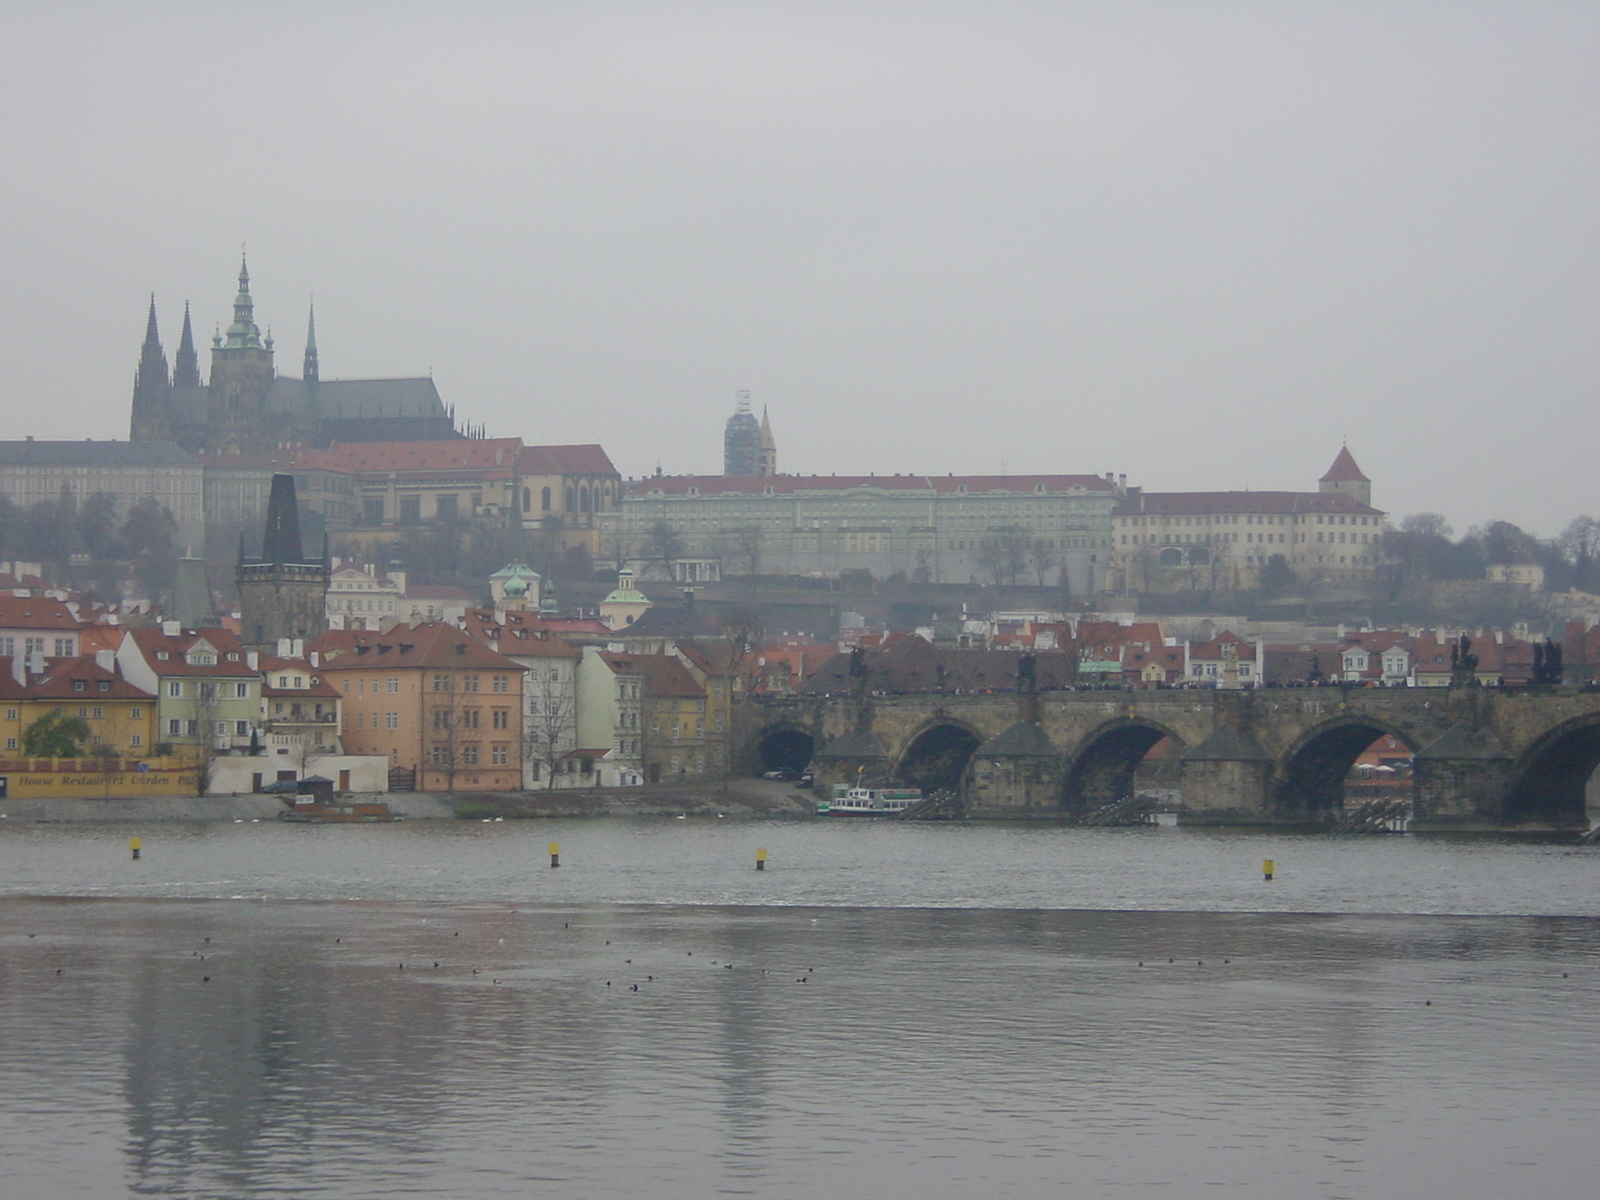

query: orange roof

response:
[460,608,580,659]
[125,627,256,676]
[308,621,524,672]
[0,596,80,630]
[26,656,154,700]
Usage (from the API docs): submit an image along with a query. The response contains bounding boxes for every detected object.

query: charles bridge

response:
[734,665,1600,831]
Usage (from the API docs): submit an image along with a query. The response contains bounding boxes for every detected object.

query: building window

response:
[25,637,44,657]
[131,707,141,719]
[3,738,13,751]
[236,721,249,736]
[168,681,182,698]
[433,709,450,730]
[387,677,399,693]
[462,708,480,729]
[54,638,75,657]
[399,495,422,522]
[492,675,509,693]
[430,744,449,766]
[236,683,249,698]
[363,498,385,523]
[168,719,182,736]
[92,707,103,719]
[78,706,88,718]
[130,735,141,748]
[492,709,509,729]
[461,745,479,766]
[462,675,479,693]
[74,681,86,693]
[433,674,450,692]
[386,712,399,729]
[491,744,508,765]
[0,638,12,656]
[435,495,458,520]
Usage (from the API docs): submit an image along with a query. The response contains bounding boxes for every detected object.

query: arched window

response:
[580,486,591,512]
[541,487,551,512]
[522,488,531,511]
[565,486,575,511]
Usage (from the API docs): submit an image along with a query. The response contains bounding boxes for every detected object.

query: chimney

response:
[247,650,259,671]
[292,637,304,658]
[95,649,115,672]
[277,637,292,658]
[309,651,320,667]
[162,620,180,637]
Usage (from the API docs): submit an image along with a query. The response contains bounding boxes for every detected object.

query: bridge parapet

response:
[737,685,1600,830]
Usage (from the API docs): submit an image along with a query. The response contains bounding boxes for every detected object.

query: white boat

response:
[826,786,922,816]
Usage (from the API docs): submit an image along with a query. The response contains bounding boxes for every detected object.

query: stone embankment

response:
[0,778,813,823]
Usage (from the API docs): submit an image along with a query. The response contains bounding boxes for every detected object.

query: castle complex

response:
[130,258,459,455]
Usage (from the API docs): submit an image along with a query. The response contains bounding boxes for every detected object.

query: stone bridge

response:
[735,685,1600,831]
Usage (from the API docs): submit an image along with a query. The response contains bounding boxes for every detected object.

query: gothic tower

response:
[759,405,777,477]
[723,390,762,477]
[129,296,172,442]
[208,256,277,454]
[236,474,329,650]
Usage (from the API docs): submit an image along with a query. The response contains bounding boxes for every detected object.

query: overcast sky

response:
[3,1,1595,536]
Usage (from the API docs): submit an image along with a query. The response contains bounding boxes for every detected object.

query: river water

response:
[3,819,1599,1199]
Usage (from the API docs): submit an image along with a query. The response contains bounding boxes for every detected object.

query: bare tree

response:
[644,520,684,581]
[523,665,578,788]
[1028,538,1058,587]
[1559,516,1600,592]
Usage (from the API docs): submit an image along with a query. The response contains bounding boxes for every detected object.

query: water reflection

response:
[4,900,1600,1197]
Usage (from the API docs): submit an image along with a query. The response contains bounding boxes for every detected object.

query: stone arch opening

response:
[755,727,814,778]
[1066,721,1184,813]
[1274,720,1417,820]
[895,723,983,793]
[1504,717,1600,827]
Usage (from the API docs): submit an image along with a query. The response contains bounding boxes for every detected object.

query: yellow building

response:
[16,654,158,757]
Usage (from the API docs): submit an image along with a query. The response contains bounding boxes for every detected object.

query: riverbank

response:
[0,778,816,823]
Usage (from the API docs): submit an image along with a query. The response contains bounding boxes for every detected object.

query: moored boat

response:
[826,785,921,816]
[277,795,402,823]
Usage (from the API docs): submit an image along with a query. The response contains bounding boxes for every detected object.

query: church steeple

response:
[173,302,200,388]
[130,295,172,441]
[223,254,263,349]
[303,300,319,383]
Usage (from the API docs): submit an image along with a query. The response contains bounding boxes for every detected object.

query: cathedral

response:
[722,391,776,476]
[130,258,460,455]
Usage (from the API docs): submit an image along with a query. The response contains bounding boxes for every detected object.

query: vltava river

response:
[3,819,1599,1199]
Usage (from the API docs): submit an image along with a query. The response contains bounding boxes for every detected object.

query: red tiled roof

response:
[26,657,154,700]
[1320,446,1370,483]
[0,596,80,630]
[296,438,524,476]
[1115,491,1382,517]
[125,627,256,676]
[308,622,524,672]
[627,473,1116,497]
[516,444,618,476]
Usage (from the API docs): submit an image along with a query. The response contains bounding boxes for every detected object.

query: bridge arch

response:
[1065,719,1187,812]
[1503,713,1600,827]
[737,721,816,778]
[893,719,985,793]
[1273,716,1418,821]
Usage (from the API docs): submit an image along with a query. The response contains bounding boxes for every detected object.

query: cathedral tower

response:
[723,390,763,477]
[236,474,329,650]
[129,297,172,442]
[208,256,277,454]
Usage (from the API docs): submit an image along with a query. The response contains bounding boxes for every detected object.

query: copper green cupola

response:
[223,255,264,349]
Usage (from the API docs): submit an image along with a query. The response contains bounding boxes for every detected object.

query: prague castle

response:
[130,257,459,455]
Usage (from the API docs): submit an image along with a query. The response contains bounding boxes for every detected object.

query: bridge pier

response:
[965,722,1065,818]
[1179,724,1276,827]
[1411,721,1518,832]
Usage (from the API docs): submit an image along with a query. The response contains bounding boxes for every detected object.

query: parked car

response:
[795,770,815,787]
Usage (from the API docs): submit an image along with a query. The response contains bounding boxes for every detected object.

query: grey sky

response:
[3,1,1595,535]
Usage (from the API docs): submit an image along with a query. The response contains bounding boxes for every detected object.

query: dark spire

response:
[173,302,200,388]
[303,299,319,383]
[260,474,305,566]
[131,295,172,434]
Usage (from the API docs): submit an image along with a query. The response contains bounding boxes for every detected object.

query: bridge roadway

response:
[736,684,1600,830]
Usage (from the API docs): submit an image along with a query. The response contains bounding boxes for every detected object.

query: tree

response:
[978,527,1028,586]
[121,497,179,601]
[76,492,123,560]
[1028,539,1058,587]
[644,520,684,581]
[523,664,579,788]
[1559,516,1600,593]
[716,608,767,697]
[23,712,91,757]
[727,525,764,577]
[1259,553,1297,599]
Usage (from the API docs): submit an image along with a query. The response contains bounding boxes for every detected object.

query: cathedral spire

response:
[173,302,199,388]
[134,296,168,388]
[223,253,263,349]
[303,299,319,383]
